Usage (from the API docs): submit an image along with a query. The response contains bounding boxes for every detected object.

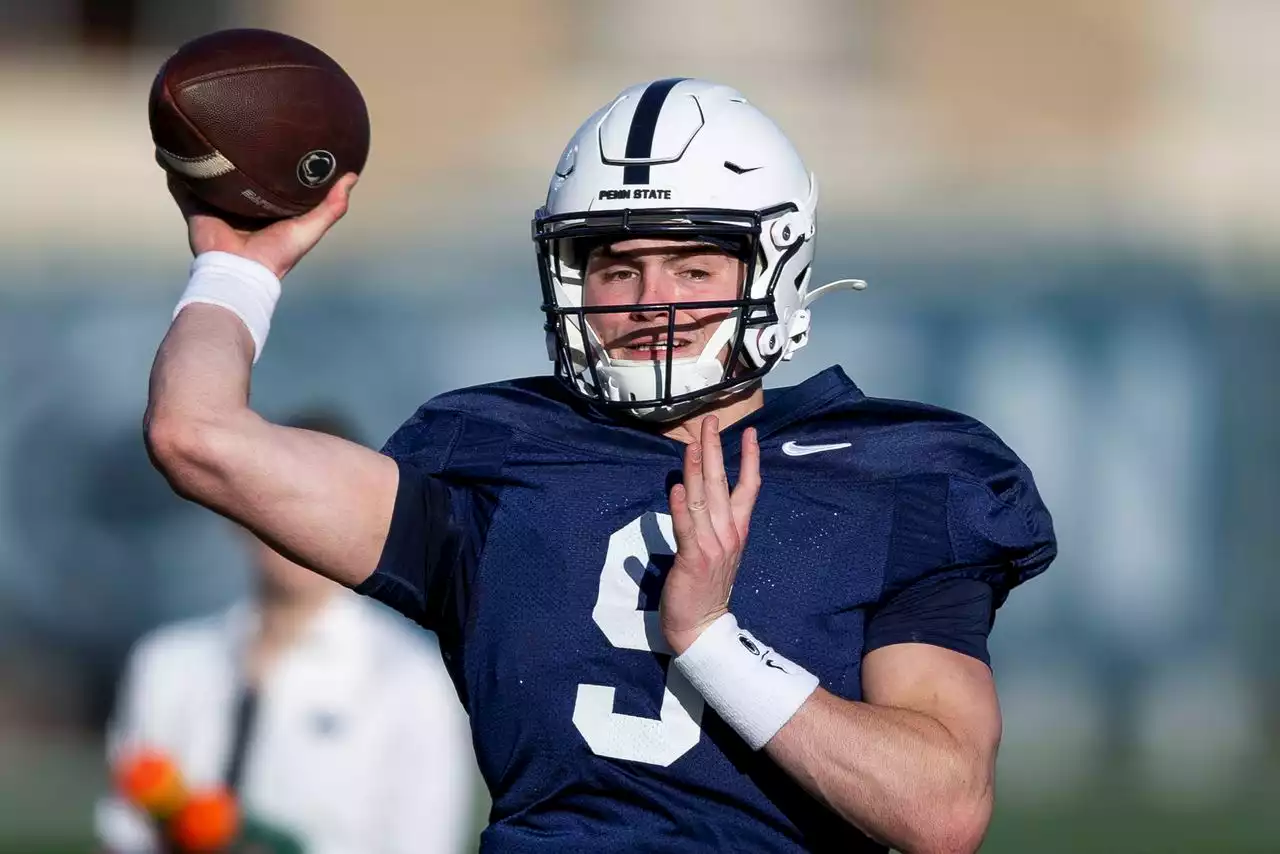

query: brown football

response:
[149,28,370,220]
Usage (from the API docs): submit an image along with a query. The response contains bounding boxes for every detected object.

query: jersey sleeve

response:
[863,576,997,664]
[354,406,511,643]
[864,425,1057,663]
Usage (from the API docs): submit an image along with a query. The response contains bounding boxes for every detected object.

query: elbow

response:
[909,790,993,854]
[143,411,232,503]
[944,792,993,854]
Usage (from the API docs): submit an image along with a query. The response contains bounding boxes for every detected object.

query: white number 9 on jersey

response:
[572,512,706,766]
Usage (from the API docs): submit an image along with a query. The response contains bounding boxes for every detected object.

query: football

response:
[149,28,370,220]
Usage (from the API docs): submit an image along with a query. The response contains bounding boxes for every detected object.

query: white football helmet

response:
[533,78,864,421]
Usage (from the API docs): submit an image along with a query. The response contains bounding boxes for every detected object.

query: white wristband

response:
[173,251,282,363]
[673,613,820,750]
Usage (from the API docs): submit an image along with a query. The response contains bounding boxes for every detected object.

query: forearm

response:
[144,304,397,587]
[147,304,254,427]
[765,688,992,854]
[145,303,268,510]
[673,610,995,852]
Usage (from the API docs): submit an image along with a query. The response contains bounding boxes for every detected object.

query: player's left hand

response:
[661,416,761,656]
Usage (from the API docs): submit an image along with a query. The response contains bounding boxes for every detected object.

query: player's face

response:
[582,238,745,362]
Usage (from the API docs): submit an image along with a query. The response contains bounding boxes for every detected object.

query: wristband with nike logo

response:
[673,612,820,750]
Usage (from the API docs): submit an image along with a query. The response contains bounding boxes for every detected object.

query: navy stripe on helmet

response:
[622,77,688,185]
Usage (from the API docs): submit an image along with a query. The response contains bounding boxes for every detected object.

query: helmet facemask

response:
[535,205,809,422]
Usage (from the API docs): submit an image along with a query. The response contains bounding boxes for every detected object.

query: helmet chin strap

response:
[584,310,742,404]
[572,307,758,422]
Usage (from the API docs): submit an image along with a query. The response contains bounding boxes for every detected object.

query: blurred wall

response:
[0,1,1277,851]
[2,1,1280,269]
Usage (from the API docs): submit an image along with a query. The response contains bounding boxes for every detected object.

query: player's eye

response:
[680,267,712,281]
[601,268,638,283]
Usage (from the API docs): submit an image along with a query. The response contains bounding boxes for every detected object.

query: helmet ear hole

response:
[770,214,804,249]
[758,325,784,357]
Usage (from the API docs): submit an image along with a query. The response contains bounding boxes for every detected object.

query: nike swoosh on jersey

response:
[781,441,852,456]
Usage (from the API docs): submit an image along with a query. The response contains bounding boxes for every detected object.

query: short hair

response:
[280,407,364,445]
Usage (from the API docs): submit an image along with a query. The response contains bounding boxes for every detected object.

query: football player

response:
[146,78,1056,853]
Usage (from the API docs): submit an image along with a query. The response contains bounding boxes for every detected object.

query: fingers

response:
[680,416,761,566]
[285,172,358,248]
[668,483,701,560]
[242,173,357,278]
[327,172,359,220]
[167,174,254,227]
[168,174,241,257]
[698,416,737,540]
[682,437,720,550]
[166,174,202,219]
[328,172,359,217]
[730,427,761,538]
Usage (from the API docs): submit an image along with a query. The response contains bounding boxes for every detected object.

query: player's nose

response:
[629,270,679,318]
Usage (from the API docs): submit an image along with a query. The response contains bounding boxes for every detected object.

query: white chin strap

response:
[583,311,744,420]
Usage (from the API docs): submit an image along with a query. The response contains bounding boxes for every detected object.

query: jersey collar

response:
[555,365,862,460]
[727,365,863,445]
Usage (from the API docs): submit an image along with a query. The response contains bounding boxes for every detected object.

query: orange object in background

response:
[168,788,241,852]
[115,748,242,851]
[115,748,187,818]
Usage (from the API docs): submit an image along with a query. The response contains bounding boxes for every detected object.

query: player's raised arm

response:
[145,173,396,590]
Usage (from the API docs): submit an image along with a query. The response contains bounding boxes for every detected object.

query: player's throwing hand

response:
[168,172,358,280]
[661,417,761,656]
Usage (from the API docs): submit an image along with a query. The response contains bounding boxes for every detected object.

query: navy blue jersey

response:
[356,365,1055,853]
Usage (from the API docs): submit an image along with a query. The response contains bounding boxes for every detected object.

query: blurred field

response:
[3,739,1279,853]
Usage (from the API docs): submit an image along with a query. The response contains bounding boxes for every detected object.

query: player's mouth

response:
[617,337,697,359]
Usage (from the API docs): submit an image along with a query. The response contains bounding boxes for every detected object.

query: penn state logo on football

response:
[296,150,337,188]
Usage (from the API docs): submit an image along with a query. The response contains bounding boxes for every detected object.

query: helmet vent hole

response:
[759,326,784,357]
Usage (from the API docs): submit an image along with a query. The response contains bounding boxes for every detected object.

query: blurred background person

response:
[93,410,483,854]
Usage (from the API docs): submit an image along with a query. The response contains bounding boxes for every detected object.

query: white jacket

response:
[95,593,482,854]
